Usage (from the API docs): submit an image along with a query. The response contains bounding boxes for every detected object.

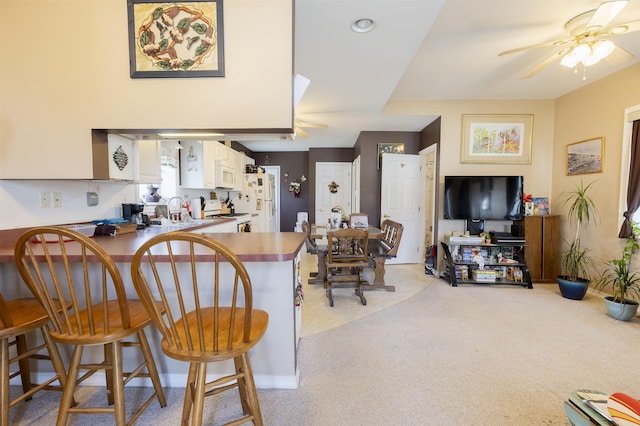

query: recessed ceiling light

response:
[351,18,375,33]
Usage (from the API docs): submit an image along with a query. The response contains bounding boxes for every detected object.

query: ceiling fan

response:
[499,0,640,79]
[294,117,328,139]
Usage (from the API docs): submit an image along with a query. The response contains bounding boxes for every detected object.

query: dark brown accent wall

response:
[353,131,420,227]
[253,151,309,232]
[420,117,440,150]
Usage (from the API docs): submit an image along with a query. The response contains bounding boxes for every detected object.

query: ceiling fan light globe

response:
[591,39,615,60]
[584,54,601,66]
[561,53,579,68]
[572,43,592,62]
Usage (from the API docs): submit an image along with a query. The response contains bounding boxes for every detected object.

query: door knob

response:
[383,214,390,218]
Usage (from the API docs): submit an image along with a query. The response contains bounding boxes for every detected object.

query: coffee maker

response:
[122,203,144,225]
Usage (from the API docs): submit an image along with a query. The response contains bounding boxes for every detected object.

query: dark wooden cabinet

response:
[514,215,560,283]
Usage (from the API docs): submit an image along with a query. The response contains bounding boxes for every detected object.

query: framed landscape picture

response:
[461,114,533,164]
[566,137,604,175]
[127,0,225,78]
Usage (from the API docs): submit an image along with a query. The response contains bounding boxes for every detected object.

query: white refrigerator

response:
[237,173,276,232]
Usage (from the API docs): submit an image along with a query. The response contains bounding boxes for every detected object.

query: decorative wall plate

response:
[112,145,129,171]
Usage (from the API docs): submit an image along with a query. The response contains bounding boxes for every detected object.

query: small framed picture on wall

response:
[377,143,405,169]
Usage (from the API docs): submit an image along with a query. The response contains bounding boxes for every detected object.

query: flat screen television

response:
[443,175,524,220]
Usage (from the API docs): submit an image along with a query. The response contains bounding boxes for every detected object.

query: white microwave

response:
[215,161,235,188]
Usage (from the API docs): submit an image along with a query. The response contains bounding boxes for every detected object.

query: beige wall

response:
[385,99,556,240]
[0,0,293,179]
[552,63,640,270]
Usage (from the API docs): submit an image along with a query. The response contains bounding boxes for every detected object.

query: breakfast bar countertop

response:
[0,222,305,264]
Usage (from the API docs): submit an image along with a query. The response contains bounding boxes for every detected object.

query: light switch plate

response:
[87,192,99,206]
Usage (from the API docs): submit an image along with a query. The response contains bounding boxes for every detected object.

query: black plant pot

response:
[557,275,589,300]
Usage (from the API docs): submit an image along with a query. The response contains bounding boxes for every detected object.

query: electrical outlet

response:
[53,192,62,208]
[40,192,50,208]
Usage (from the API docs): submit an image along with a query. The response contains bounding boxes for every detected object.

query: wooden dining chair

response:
[367,219,404,291]
[14,226,167,426]
[325,228,369,307]
[131,232,269,426]
[0,291,70,426]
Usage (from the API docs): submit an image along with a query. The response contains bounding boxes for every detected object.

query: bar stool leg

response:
[1,338,10,426]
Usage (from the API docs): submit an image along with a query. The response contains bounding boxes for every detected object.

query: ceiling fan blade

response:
[295,127,310,138]
[587,0,628,31]
[603,43,634,66]
[522,51,564,79]
[498,38,572,56]
[295,120,328,129]
[607,19,640,34]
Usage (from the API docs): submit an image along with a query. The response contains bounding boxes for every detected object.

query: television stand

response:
[440,240,533,288]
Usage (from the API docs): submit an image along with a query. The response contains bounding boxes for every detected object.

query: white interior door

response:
[381,153,425,264]
[315,162,352,226]
[261,165,280,232]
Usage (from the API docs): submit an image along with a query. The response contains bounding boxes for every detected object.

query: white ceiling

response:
[240,0,640,153]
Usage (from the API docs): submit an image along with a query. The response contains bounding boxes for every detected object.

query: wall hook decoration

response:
[328,181,339,193]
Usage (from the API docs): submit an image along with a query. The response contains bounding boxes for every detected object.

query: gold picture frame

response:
[127,0,225,78]
[461,114,533,164]
[566,137,604,175]
[377,142,405,169]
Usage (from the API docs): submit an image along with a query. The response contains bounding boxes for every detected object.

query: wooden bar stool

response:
[14,226,167,426]
[0,292,70,426]
[131,232,268,426]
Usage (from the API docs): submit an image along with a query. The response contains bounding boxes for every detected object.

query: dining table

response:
[308,225,384,287]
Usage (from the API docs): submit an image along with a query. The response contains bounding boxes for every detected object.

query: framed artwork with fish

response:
[460,114,533,164]
[127,0,225,78]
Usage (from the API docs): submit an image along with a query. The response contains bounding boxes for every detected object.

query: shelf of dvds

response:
[440,241,533,288]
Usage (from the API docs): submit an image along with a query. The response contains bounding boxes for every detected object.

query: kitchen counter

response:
[0,225,306,389]
[0,218,302,263]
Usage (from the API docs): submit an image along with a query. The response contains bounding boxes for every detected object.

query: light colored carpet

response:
[8,258,640,425]
[299,252,431,337]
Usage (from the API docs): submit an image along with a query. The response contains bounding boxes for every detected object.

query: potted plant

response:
[557,180,598,300]
[595,222,640,321]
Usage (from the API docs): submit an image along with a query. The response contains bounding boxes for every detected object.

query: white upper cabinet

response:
[179,140,252,190]
[215,142,236,168]
[137,140,161,184]
[232,149,246,190]
[180,140,217,189]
